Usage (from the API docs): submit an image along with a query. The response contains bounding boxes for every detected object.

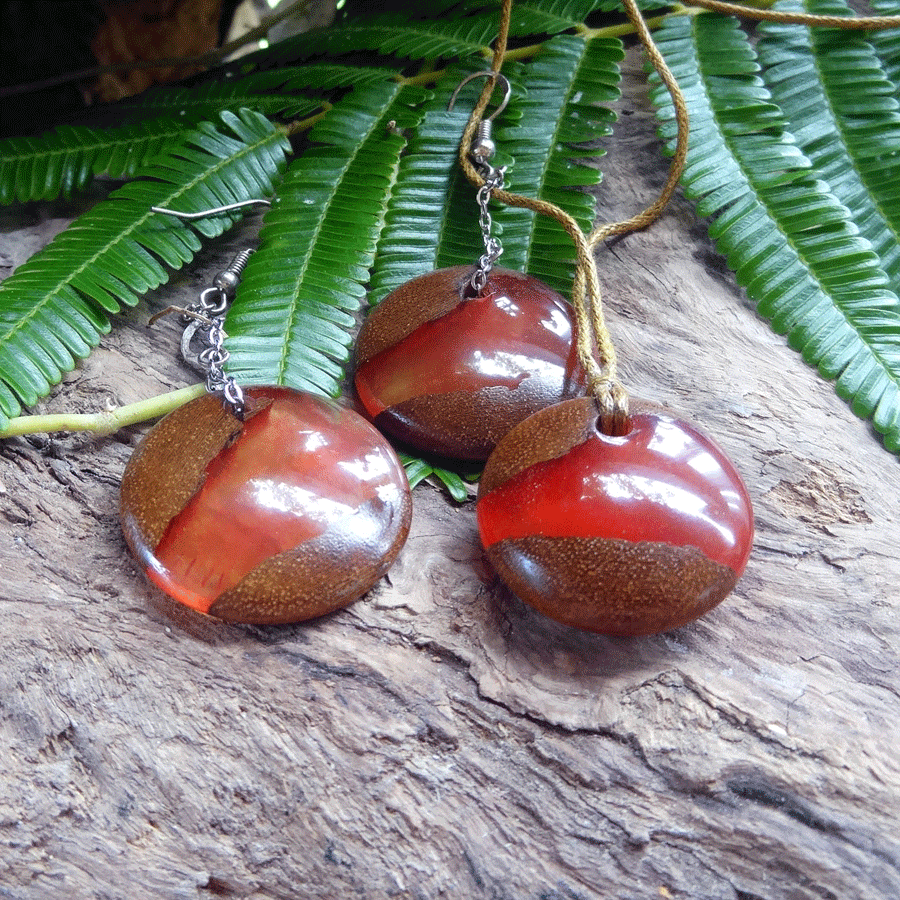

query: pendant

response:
[477,397,754,636]
[354,266,586,460]
[120,387,412,624]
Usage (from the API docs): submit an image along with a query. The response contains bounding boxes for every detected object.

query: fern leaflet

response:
[651,12,900,451]
[0,109,289,429]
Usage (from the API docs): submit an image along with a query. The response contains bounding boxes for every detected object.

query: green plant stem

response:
[580,14,671,40]
[283,102,333,137]
[0,383,206,439]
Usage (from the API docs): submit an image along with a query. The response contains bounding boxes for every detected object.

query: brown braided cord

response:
[456,0,900,428]
[682,0,900,30]
[589,0,690,248]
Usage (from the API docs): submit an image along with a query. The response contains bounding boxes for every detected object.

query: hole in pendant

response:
[595,409,632,438]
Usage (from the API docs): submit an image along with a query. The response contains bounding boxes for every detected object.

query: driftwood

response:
[1,55,898,899]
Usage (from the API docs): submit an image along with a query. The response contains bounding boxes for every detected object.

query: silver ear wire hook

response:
[448,71,512,296]
[150,198,272,219]
[447,70,511,121]
[448,71,512,163]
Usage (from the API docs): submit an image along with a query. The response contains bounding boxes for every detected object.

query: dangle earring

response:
[472,253,755,637]
[119,239,412,625]
[476,394,754,636]
[420,0,754,638]
[353,73,587,461]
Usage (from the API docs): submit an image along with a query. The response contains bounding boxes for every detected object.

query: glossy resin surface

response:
[354,266,585,460]
[477,398,754,635]
[120,388,411,624]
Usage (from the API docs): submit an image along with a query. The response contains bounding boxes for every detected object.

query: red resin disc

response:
[477,398,753,636]
[354,266,585,460]
[120,387,411,624]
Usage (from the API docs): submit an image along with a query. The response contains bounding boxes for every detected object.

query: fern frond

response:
[401,454,472,502]
[106,71,324,123]
[493,34,622,295]
[651,12,900,451]
[869,0,900,90]
[0,119,187,204]
[757,0,900,285]
[0,109,289,429]
[458,0,668,28]
[364,99,471,305]
[508,0,618,35]
[236,11,497,69]
[223,84,428,397]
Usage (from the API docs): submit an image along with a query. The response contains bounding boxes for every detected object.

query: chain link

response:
[469,161,506,295]
[180,250,253,419]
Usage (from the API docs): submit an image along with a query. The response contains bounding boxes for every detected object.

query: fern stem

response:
[0,383,206,439]
[284,103,333,136]
[579,15,671,41]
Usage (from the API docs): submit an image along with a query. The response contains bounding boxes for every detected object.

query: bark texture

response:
[1,57,898,900]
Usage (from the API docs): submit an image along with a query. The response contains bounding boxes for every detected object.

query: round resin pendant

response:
[354,266,586,460]
[477,397,753,636]
[120,387,412,624]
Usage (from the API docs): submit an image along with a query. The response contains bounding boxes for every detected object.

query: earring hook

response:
[150,198,272,220]
[447,71,511,122]
[448,71,512,164]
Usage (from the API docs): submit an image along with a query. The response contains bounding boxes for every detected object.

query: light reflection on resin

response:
[354,267,586,459]
[478,411,753,573]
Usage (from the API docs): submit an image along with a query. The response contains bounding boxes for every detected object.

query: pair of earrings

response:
[121,72,753,636]
[354,72,753,636]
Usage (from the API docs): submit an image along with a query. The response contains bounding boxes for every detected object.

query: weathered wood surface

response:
[1,57,898,900]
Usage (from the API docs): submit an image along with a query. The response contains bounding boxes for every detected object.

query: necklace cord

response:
[456,0,899,431]
[681,0,900,29]
[458,0,689,430]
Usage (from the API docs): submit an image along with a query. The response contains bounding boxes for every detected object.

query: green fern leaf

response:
[0,118,189,204]
[370,34,622,303]
[869,0,900,90]
[651,12,900,452]
[459,0,668,29]
[400,453,472,501]
[364,99,470,305]
[507,0,619,35]
[237,11,497,69]
[224,84,428,397]
[0,109,289,429]
[757,0,900,284]
[106,72,324,124]
[493,34,622,294]
[0,67,330,205]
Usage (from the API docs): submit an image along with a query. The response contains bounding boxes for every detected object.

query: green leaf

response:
[400,454,474,501]
[107,70,324,123]
[0,119,188,204]
[757,0,900,284]
[869,0,900,91]
[370,34,622,303]
[224,83,428,397]
[650,11,900,452]
[493,34,622,295]
[0,109,289,428]
[236,10,497,69]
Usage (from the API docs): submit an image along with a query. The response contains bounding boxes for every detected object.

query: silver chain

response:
[180,250,253,419]
[470,162,506,295]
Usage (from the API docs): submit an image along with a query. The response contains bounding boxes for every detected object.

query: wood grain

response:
[1,54,898,899]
